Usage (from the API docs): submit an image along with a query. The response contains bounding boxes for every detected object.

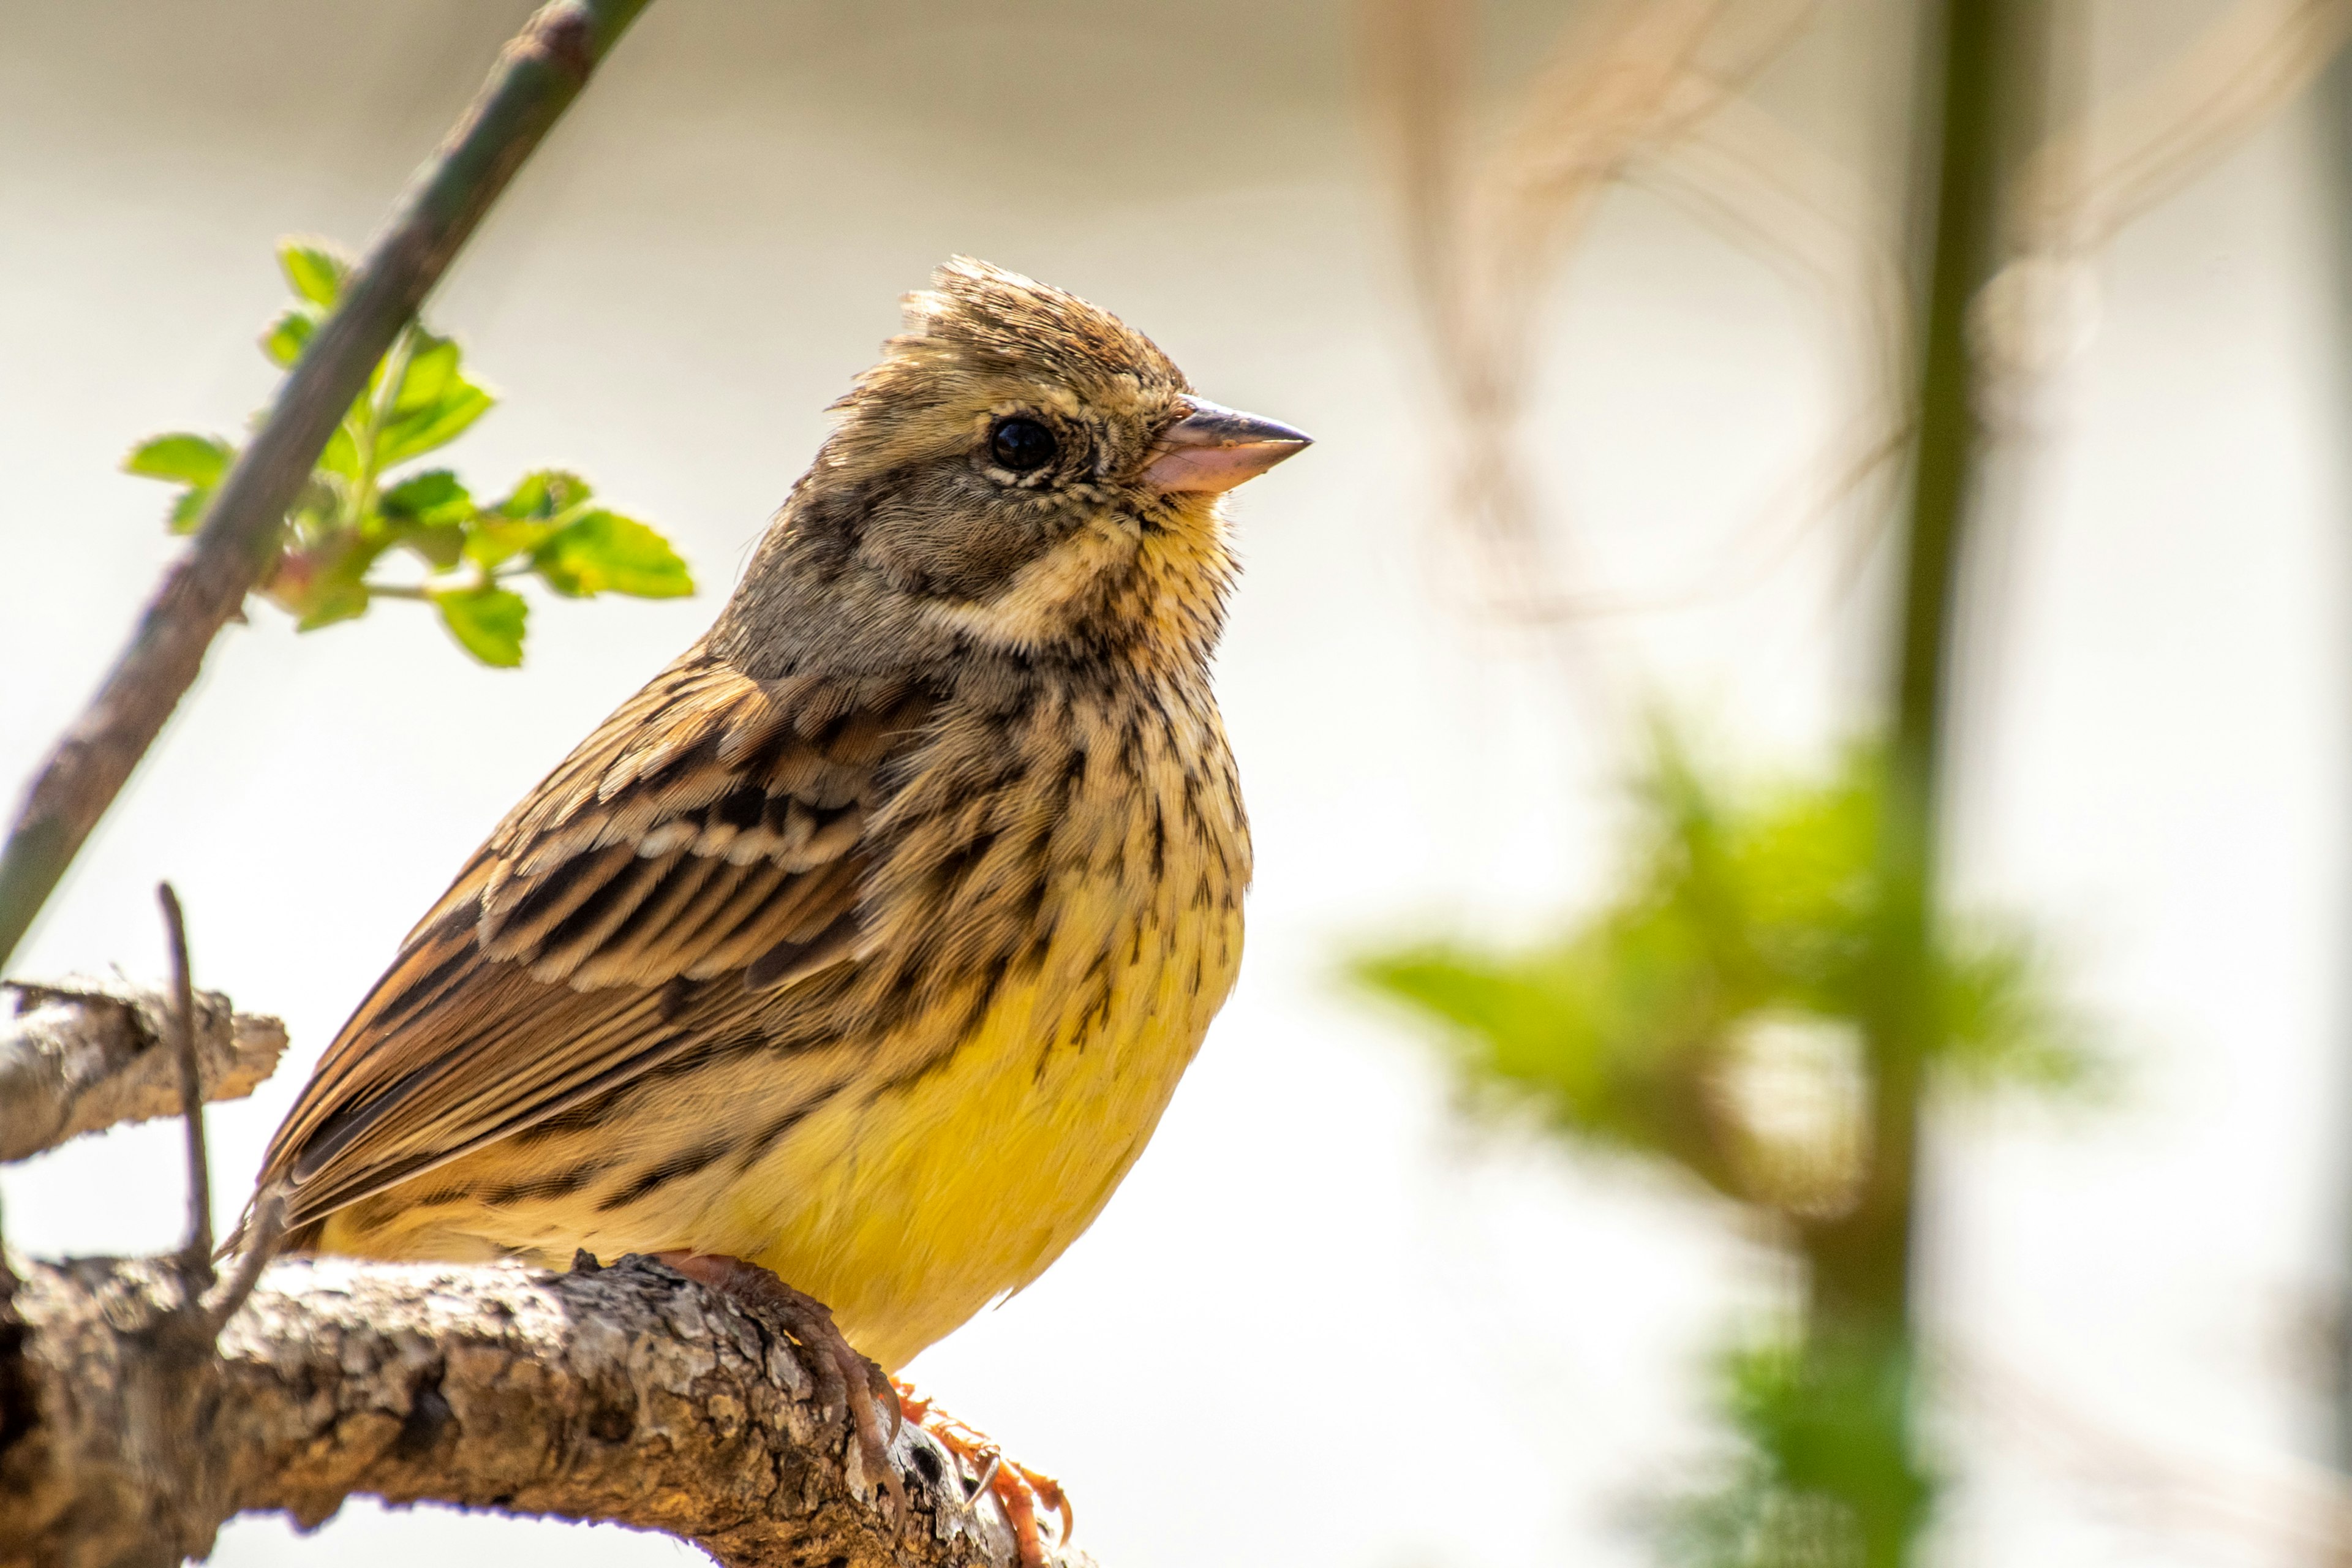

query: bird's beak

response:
[1142,399,1313,494]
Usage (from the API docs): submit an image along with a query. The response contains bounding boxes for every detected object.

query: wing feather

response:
[258,652,935,1234]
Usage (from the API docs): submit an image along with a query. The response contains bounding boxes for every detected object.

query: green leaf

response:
[295,578,370,631]
[391,333,461,415]
[495,469,592,520]
[403,524,467,571]
[533,510,695,598]
[376,382,494,467]
[382,469,474,569]
[262,306,319,369]
[462,516,554,571]
[123,433,232,486]
[168,488,211,535]
[278,240,349,307]
[432,584,528,667]
[380,469,473,527]
[316,420,363,480]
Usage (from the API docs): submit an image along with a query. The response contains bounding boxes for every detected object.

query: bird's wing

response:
[257,653,936,1232]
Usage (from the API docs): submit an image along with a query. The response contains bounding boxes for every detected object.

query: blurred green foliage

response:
[1354,730,2099,1567]
[124,240,692,666]
[1355,734,2098,1219]
[1656,1334,1929,1568]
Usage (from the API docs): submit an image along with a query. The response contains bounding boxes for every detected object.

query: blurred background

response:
[3,0,2348,1563]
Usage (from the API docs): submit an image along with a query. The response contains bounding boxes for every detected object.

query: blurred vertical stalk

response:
[1798,2,2037,1561]
[2313,24,2352,1543]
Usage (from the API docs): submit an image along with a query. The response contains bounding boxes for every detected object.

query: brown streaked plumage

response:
[249,262,1308,1447]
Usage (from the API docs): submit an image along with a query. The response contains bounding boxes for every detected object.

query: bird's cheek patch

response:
[927,524,1135,652]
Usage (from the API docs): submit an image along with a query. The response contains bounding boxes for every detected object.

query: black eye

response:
[990,417,1058,473]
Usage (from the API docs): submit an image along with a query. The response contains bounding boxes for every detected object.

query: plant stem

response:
[348,327,415,532]
[0,0,654,974]
[1798,2,2029,1562]
[2307,30,2352,1547]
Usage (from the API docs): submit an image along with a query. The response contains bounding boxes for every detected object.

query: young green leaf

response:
[123,433,232,486]
[277,241,349,307]
[495,469,592,520]
[315,420,364,480]
[431,584,529,667]
[463,517,555,571]
[294,576,371,631]
[124,433,233,533]
[382,469,474,571]
[391,333,462,414]
[168,489,211,535]
[379,469,473,528]
[403,525,467,571]
[376,382,494,467]
[262,306,320,369]
[534,510,695,599]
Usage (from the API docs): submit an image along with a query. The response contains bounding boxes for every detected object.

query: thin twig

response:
[156,884,212,1282]
[0,0,655,974]
[202,1187,284,1337]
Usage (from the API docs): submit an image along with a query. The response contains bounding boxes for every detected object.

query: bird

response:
[242,257,1309,1561]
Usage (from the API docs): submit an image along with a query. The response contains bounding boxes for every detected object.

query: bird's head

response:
[716,258,1309,679]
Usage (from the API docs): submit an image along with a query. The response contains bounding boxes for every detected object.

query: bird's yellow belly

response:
[324,891,1242,1373]
[735,908,1238,1369]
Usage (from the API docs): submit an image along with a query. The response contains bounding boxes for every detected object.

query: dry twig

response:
[156,883,214,1280]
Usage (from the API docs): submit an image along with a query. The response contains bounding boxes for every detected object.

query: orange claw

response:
[895,1379,1072,1567]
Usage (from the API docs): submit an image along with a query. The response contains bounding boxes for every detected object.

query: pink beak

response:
[1142,399,1313,494]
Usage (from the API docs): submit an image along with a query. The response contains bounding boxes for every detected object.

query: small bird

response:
[246,258,1308,1558]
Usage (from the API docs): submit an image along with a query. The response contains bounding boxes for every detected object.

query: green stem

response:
[1797,2,2030,1562]
[349,329,417,530]
[0,0,654,973]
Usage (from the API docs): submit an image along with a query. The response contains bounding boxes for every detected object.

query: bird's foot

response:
[896,1378,1071,1568]
[654,1252,907,1522]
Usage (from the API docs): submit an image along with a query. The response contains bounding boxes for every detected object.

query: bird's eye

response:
[989,418,1058,473]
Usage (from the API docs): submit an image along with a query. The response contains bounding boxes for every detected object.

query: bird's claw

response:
[896,1378,1071,1567]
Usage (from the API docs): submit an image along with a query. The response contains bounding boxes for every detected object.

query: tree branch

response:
[0,1253,1074,1568]
[0,978,286,1165]
[0,0,654,973]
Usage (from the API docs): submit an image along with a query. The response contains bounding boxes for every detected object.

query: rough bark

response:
[0,1251,1071,1568]
[0,978,287,1164]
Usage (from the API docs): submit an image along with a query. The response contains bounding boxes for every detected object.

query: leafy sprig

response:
[124,240,692,666]
[1353,732,2102,1218]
